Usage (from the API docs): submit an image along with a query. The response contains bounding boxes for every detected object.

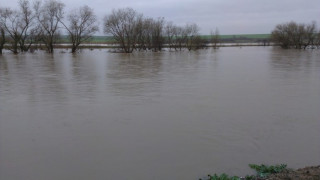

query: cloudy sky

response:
[2,0,320,35]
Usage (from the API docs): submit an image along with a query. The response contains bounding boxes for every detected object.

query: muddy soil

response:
[266,165,320,180]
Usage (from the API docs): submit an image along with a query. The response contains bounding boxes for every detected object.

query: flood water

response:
[0,47,319,180]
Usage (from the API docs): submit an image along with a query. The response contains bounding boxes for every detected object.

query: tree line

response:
[103,8,209,53]
[0,0,220,54]
[0,0,213,54]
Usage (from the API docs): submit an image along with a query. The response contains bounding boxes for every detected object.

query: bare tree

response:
[302,21,317,49]
[0,8,22,53]
[316,30,320,47]
[211,28,220,49]
[103,8,143,53]
[60,5,98,53]
[271,23,291,48]
[18,0,36,52]
[172,26,184,50]
[0,8,5,54]
[136,17,152,51]
[150,17,165,51]
[185,23,200,51]
[0,0,35,54]
[34,0,64,53]
[165,22,175,50]
[272,21,317,49]
[0,25,5,54]
[136,17,165,51]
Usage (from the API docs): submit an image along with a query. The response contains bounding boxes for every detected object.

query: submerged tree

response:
[136,17,165,51]
[316,30,320,46]
[271,21,317,49]
[172,26,184,50]
[60,5,98,53]
[103,8,143,53]
[165,23,204,51]
[0,25,5,54]
[150,17,165,51]
[211,28,220,48]
[18,0,37,52]
[34,0,64,53]
[0,8,22,53]
[0,0,36,54]
[164,21,175,50]
[103,8,205,53]
[185,23,202,51]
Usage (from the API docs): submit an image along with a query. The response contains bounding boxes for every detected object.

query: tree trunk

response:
[49,43,54,53]
[71,46,77,53]
[12,41,19,54]
[0,29,5,54]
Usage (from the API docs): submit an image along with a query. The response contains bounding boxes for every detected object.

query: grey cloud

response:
[1,0,319,34]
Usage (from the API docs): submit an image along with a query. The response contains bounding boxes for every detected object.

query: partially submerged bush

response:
[249,164,287,178]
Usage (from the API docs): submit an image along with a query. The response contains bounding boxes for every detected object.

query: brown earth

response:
[266,165,320,180]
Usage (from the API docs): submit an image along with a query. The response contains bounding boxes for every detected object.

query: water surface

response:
[0,47,319,180]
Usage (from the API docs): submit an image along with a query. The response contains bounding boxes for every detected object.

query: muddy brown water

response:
[0,47,319,180]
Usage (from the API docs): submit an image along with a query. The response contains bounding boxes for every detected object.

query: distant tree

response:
[103,8,143,53]
[0,26,5,54]
[302,21,317,49]
[164,23,204,51]
[165,22,175,50]
[150,17,165,51]
[60,5,98,53]
[316,30,320,46]
[136,17,151,50]
[185,23,201,51]
[172,26,184,50]
[271,21,317,49]
[210,28,220,48]
[135,17,165,51]
[103,8,205,52]
[34,0,65,53]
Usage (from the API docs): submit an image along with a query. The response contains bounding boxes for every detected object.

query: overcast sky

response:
[2,0,320,35]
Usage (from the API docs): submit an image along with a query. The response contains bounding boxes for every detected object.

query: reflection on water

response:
[0,47,319,180]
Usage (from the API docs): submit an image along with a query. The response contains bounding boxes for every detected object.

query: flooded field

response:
[0,47,319,180]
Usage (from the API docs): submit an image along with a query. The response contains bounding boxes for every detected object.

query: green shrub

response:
[248,164,287,178]
[201,164,288,180]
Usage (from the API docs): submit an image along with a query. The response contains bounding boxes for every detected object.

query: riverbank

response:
[53,42,275,49]
[2,42,274,51]
[202,165,320,180]
[266,165,320,180]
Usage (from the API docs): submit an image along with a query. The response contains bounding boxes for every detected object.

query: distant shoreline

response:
[30,42,276,49]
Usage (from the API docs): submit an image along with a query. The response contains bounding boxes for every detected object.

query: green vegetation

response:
[249,164,287,178]
[202,173,255,180]
[201,34,270,40]
[220,34,270,39]
[57,35,116,44]
[200,164,288,180]
[206,173,241,180]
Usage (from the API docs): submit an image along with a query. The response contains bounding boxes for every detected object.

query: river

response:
[0,47,319,180]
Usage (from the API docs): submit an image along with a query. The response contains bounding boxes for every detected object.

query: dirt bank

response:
[266,165,320,180]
